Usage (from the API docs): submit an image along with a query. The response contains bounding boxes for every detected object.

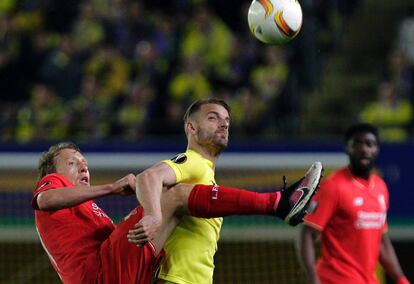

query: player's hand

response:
[112,174,136,195]
[127,214,162,246]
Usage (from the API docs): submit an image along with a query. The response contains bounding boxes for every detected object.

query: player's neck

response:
[349,166,371,180]
[187,144,219,164]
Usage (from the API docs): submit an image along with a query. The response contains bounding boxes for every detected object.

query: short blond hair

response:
[38,142,81,179]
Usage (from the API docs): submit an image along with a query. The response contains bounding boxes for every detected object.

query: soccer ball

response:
[248,0,303,45]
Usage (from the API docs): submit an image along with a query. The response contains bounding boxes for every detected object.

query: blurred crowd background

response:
[1,2,414,282]
[0,0,413,144]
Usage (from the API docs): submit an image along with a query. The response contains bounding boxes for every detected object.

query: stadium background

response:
[1,0,414,283]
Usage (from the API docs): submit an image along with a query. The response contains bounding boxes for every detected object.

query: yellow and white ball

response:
[248,0,303,44]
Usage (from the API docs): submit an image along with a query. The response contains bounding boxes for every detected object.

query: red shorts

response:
[99,206,164,284]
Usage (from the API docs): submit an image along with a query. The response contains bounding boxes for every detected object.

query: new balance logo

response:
[36,181,51,192]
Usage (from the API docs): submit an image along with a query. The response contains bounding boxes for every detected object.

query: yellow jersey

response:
[158,149,222,284]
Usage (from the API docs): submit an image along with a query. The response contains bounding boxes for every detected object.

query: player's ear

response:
[185,121,196,134]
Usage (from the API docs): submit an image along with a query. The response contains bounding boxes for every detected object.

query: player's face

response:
[193,103,230,154]
[54,149,90,186]
[346,132,379,175]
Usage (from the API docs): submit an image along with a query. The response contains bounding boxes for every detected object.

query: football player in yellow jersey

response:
[134,98,322,284]
[137,98,229,284]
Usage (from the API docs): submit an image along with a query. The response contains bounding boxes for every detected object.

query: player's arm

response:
[299,224,321,284]
[379,233,410,284]
[36,174,136,211]
[135,162,177,240]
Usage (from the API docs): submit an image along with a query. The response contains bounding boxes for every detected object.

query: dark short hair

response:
[344,123,379,143]
[38,142,81,179]
[183,98,231,122]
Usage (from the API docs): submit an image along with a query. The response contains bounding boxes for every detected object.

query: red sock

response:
[188,184,281,218]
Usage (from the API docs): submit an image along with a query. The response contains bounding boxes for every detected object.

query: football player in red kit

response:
[300,123,409,284]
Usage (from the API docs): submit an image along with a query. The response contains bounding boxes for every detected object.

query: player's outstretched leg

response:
[274,161,323,226]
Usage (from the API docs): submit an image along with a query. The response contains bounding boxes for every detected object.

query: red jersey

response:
[304,167,389,284]
[33,173,115,283]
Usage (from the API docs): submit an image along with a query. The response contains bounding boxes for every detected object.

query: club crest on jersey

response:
[353,197,364,207]
[171,153,187,164]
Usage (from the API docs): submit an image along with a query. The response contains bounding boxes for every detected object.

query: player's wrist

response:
[106,183,118,195]
[145,210,162,221]
[396,276,410,284]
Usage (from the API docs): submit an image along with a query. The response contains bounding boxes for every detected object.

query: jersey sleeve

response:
[32,174,69,210]
[380,177,390,234]
[163,154,205,183]
[304,178,339,231]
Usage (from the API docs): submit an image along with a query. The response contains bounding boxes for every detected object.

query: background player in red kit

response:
[299,123,409,284]
[33,141,321,284]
